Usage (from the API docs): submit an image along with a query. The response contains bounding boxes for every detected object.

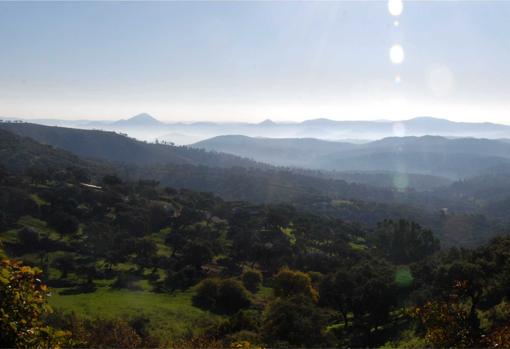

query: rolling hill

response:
[0,122,261,168]
[194,135,510,179]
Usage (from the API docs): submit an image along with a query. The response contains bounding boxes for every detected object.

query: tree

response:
[242,270,263,293]
[216,279,252,314]
[52,253,76,279]
[17,227,40,251]
[181,240,214,269]
[372,219,440,263]
[102,174,123,186]
[272,268,318,302]
[262,295,327,347]
[319,269,355,327]
[134,239,157,267]
[193,278,220,310]
[165,230,188,258]
[0,259,70,347]
[193,278,251,314]
[415,298,477,348]
[48,211,79,238]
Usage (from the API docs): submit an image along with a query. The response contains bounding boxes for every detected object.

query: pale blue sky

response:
[1,1,509,123]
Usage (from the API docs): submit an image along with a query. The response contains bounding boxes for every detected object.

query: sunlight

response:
[428,65,454,97]
[388,0,404,17]
[390,44,405,65]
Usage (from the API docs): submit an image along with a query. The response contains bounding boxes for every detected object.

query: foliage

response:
[414,299,477,347]
[241,270,263,293]
[193,278,252,314]
[262,295,328,347]
[0,259,70,348]
[372,219,440,263]
[273,268,318,302]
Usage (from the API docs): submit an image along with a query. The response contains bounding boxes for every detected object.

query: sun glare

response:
[389,45,405,65]
[388,0,404,17]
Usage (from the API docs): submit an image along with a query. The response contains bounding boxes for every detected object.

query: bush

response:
[262,295,327,347]
[17,227,40,250]
[242,270,263,293]
[272,268,318,302]
[193,278,252,314]
[193,278,220,309]
[0,259,71,347]
[216,279,252,314]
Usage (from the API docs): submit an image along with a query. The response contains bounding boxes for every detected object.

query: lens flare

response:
[388,0,404,17]
[389,44,405,64]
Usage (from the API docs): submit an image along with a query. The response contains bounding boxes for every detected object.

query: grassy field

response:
[48,286,219,342]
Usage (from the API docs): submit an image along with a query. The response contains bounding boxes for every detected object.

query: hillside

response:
[0,122,262,168]
[194,135,510,179]
[2,124,510,348]
[2,126,503,246]
[0,128,111,177]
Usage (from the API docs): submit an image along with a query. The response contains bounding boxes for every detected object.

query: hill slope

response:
[0,122,261,168]
[194,135,510,179]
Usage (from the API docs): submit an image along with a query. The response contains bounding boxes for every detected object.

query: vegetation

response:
[3,125,510,347]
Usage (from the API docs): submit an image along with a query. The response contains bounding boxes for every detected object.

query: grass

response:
[151,228,173,257]
[394,266,413,288]
[18,215,60,240]
[48,287,219,342]
[330,199,354,207]
[1,228,19,244]
[31,193,48,206]
[348,241,368,251]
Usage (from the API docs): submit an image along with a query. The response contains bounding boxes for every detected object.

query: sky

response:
[0,1,510,124]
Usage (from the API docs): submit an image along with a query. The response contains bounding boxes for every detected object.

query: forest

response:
[2,125,510,348]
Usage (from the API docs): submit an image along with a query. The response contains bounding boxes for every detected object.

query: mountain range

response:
[193,135,510,179]
[4,114,510,145]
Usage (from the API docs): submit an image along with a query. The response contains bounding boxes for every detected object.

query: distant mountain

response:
[9,115,510,144]
[194,134,510,179]
[111,113,165,128]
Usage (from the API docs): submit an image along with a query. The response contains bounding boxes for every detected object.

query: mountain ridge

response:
[5,115,510,144]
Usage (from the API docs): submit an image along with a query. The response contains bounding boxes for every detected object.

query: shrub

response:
[242,270,263,293]
[262,295,327,347]
[0,259,71,347]
[17,227,40,249]
[272,268,318,302]
[216,279,252,314]
[193,278,252,314]
[193,278,220,309]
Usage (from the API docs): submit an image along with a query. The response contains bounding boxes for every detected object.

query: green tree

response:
[242,270,263,293]
[193,278,251,314]
[52,253,76,279]
[262,295,327,347]
[273,268,318,302]
[319,269,355,327]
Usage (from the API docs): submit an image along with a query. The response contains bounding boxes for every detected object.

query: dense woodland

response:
[2,124,510,347]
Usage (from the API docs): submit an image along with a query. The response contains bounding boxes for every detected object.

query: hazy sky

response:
[1,1,509,123]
